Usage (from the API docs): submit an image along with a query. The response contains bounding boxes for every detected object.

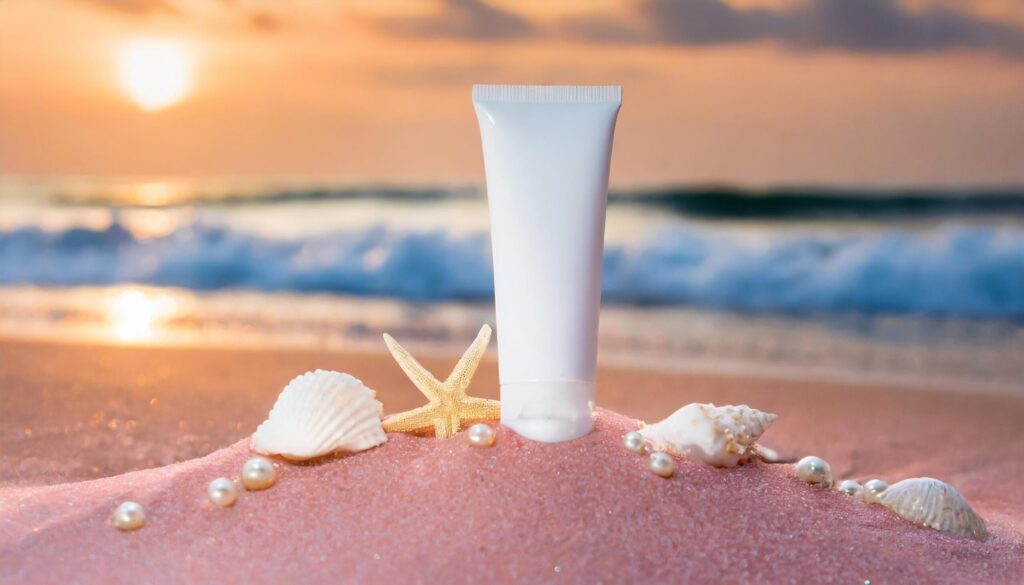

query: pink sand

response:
[1,410,1021,584]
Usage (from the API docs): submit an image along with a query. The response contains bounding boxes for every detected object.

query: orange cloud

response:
[248,11,283,33]
[374,0,533,41]
[74,0,178,16]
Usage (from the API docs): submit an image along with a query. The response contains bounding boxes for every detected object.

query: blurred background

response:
[2,0,1023,391]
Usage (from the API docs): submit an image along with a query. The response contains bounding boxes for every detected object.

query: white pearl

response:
[795,455,833,486]
[864,478,888,494]
[112,501,145,531]
[648,451,676,478]
[208,477,239,507]
[860,478,889,503]
[837,479,861,496]
[622,431,646,454]
[241,457,277,491]
[466,423,496,447]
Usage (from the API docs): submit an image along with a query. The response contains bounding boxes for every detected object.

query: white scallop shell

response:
[879,477,988,540]
[251,370,387,460]
[638,403,777,467]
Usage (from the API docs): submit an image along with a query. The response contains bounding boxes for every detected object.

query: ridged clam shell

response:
[638,403,777,467]
[251,370,386,460]
[879,477,988,540]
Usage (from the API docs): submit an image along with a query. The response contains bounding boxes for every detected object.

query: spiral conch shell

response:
[879,477,988,540]
[251,370,387,460]
[638,403,777,467]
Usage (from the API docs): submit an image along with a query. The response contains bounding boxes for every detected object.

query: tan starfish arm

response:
[445,324,492,394]
[382,404,443,433]
[435,416,459,439]
[383,333,442,401]
[458,396,501,421]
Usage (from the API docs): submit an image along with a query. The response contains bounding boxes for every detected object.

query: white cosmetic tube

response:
[473,84,622,443]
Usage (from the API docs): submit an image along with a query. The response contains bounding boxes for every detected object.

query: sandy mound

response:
[1,410,1021,584]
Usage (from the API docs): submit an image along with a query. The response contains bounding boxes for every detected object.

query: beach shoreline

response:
[3,285,1023,399]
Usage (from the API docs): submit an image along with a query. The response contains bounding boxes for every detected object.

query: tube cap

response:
[500,380,595,443]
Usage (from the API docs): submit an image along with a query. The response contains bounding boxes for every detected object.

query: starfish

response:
[382,324,500,438]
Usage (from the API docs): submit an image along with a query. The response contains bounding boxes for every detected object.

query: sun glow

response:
[117,39,192,111]
[108,288,180,342]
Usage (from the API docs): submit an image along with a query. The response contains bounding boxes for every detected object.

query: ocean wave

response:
[616,187,1024,220]
[36,182,1024,220]
[1,222,1023,317]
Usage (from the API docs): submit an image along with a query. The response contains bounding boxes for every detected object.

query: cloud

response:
[370,62,506,87]
[573,0,1024,55]
[587,0,785,45]
[74,0,178,15]
[372,0,534,41]
[791,0,1024,53]
[72,0,1024,56]
[369,61,647,88]
[248,11,283,32]
[70,0,284,32]
[376,0,1024,56]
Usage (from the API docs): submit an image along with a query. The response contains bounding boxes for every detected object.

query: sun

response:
[117,39,193,111]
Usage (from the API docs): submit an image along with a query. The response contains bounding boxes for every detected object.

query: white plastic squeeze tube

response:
[473,84,622,443]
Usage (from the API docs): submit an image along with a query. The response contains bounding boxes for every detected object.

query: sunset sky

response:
[1,0,1023,186]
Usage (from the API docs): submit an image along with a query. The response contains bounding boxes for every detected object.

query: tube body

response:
[473,85,621,443]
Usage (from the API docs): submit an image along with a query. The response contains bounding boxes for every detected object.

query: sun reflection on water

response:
[108,288,180,343]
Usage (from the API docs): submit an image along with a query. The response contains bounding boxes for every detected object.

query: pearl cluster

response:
[622,430,677,478]
[113,455,280,531]
[793,455,890,504]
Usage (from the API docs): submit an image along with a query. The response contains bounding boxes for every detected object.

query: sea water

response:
[0,176,1022,393]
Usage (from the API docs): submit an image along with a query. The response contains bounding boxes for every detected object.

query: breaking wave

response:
[2,221,1023,317]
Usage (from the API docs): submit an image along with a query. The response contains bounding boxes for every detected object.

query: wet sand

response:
[1,339,1022,583]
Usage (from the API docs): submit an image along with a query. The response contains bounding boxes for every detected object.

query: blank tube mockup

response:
[473,84,622,443]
